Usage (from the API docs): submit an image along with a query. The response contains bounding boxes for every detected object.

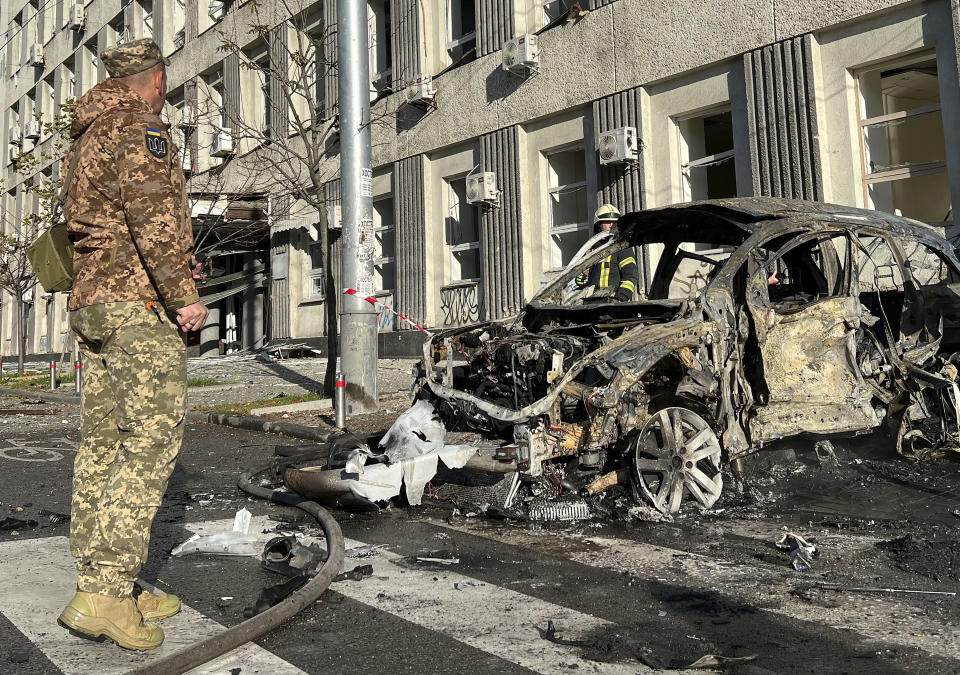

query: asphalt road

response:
[1,395,959,674]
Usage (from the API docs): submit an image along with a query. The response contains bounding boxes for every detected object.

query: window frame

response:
[545,144,590,271]
[445,176,481,284]
[854,52,948,222]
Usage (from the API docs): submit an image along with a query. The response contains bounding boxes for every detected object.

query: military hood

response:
[70,79,153,139]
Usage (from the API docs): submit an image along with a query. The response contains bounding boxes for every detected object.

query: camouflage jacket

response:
[62,79,198,311]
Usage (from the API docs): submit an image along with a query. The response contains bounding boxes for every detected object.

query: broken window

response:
[445,178,481,282]
[547,147,590,270]
[678,109,737,205]
[857,56,951,224]
[446,0,476,63]
[759,233,852,312]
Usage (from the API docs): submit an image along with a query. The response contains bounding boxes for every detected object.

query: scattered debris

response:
[797,582,956,597]
[243,576,309,618]
[345,544,388,558]
[454,581,481,590]
[261,535,327,577]
[0,517,38,532]
[776,533,818,572]
[415,555,460,565]
[38,508,69,525]
[528,500,591,522]
[172,508,258,557]
[627,505,673,523]
[332,564,374,582]
[682,654,758,670]
[814,440,841,467]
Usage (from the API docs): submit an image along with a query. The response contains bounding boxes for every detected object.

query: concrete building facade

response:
[2,0,959,358]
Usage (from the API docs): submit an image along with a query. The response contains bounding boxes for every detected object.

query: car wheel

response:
[632,407,723,514]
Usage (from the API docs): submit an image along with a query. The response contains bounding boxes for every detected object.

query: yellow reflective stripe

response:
[618,256,637,268]
[620,279,636,292]
[599,256,611,287]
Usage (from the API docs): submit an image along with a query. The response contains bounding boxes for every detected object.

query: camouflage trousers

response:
[69,301,186,598]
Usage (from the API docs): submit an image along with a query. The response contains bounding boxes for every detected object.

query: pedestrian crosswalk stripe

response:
[0,535,305,674]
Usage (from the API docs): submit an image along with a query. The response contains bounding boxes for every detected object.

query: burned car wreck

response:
[414,197,960,516]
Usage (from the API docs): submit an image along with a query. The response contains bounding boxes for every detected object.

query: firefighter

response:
[575,204,640,301]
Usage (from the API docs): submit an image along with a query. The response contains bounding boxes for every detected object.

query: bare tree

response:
[215,0,343,391]
[0,102,74,372]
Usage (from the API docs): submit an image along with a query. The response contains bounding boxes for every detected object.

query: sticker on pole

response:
[360,168,373,198]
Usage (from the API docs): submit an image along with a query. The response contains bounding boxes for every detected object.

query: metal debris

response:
[776,533,818,572]
[528,500,591,522]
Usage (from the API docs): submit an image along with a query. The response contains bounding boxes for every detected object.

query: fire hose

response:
[125,463,345,675]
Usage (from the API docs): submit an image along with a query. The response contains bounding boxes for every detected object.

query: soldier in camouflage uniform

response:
[56,39,209,651]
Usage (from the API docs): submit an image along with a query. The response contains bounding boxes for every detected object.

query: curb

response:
[0,386,337,443]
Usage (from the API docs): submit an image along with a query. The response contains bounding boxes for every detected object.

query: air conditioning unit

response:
[466,172,499,205]
[8,126,22,146]
[210,129,234,157]
[29,43,44,66]
[404,75,436,105]
[8,146,19,165]
[68,3,85,30]
[502,34,539,74]
[208,0,225,21]
[598,126,639,165]
[25,120,41,140]
[177,104,197,128]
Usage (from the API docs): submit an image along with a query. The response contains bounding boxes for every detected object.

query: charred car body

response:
[415,198,960,514]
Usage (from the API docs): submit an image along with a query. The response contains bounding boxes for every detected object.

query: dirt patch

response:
[877,534,960,583]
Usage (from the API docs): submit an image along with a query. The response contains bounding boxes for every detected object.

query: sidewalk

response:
[185,353,418,415]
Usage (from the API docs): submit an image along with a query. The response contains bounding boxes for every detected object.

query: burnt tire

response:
[632,407,723,514]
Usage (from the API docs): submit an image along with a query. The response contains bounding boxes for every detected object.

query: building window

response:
[546,146,589,269]
[307,242,326,300]
[446,0,476,63]
[368,0,392,91]
[542,0,571,26]
[678,108,736,202]
[142,0,154,37]
[258,58,271,135]
[173,0,186,49]
[446,177,481,282]
[373,197,396,293]
[857,55,950,224]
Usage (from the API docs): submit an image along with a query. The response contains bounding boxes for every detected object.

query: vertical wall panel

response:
[477,0,512,57]
[390,0,421,89]
[592,87,644,213]
[744,35,823,200]
[224,52,241,130]
[323,0,338,119]
[394,156,427,324]
[269,26,289,139]
[479,127,524,319]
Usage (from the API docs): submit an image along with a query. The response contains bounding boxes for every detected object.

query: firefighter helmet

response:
[594,204,621,223]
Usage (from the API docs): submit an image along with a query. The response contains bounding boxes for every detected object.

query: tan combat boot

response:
[134,585,181,621]
[58,591,164,651]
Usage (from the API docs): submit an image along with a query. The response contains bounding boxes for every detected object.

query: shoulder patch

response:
[144,127,168,159]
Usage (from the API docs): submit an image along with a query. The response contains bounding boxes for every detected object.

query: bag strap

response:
[50,133,87,223]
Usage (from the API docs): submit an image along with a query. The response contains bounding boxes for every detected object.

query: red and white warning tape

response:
[343,288,434,337]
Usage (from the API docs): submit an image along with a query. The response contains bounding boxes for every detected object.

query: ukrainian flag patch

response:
[144,126,168,159]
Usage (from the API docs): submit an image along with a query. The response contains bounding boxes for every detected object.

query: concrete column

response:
[200,306,221,357]
[241,254,265,350]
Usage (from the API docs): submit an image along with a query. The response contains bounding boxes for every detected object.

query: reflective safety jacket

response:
[579,247,640,301]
